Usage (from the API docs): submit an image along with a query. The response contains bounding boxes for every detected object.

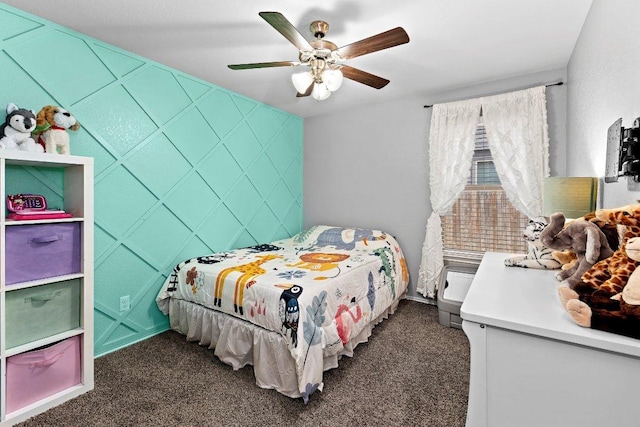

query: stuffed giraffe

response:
[556,205,640,334]
[612,237,640,317]
[563,236,640,339]
[560,204,640,307]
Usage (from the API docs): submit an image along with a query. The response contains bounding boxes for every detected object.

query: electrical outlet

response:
[119,295,130,311]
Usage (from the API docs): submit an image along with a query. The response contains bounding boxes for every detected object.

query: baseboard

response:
[95,326,171,358]
[405,295,436,305]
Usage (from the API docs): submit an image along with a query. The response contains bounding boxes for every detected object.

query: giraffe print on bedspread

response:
[213,254,283,315]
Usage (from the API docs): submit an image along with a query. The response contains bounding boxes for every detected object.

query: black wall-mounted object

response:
[605,117,640,183]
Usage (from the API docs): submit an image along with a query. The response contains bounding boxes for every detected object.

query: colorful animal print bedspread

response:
[156,225,409,401]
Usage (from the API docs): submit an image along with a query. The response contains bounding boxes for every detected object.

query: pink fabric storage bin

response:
[5,223,81,285]
[6,335,82,413]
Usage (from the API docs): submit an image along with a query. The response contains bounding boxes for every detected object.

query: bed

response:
[156,225,409,402]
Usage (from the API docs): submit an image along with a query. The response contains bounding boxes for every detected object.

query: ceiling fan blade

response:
[336,27,409,60]
[228,61,299,70]
[340,65,390,89]
[296,83,313,97]
[259,12,314,52]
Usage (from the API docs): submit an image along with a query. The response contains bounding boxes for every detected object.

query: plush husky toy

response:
[33,105,80,155]
[0,103,42,152]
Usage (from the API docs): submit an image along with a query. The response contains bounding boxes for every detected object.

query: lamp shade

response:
[543,177,598,219]
[311,83,331,101]
[292,71,313,93]
[323,68,343,92]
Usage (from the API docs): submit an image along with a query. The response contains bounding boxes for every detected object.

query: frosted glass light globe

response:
[291,72,313,93]
[323,68,343,92]
[311,83,331,101]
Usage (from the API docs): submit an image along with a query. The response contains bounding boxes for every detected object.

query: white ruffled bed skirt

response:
[167,296,403,399]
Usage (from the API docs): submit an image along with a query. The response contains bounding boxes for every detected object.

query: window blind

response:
[441,125,528,256]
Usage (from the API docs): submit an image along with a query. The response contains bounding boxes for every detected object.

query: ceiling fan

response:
[228,12,410,101]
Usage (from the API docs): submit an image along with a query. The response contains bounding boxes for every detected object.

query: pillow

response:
[293,225,388,250]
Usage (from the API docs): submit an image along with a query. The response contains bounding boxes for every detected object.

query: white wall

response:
[567,0,640,207]
[304,68,567,300]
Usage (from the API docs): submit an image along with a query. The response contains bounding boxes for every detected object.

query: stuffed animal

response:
[562,236,640,339]
[505,217,562,269]
[572,204,640,297]
[552,250,577,271]
[613,236,640,318]
[548,211,621,274]
[557,205,640,309]
[33,105,80,155]
[0,103,42,152]
[539,212,614,289]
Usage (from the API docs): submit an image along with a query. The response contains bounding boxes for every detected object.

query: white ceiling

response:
[3,0,593,118]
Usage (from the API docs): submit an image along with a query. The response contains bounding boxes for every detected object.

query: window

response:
[474,160,500,185]
[441,124,528,257]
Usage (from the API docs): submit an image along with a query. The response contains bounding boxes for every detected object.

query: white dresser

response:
[461,252,640,427]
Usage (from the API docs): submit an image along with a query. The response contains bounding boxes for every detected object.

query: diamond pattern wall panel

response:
[93,45,145,78]
[125,133,193,195]
[75,85,159,156]
[7,30,117,106]
[248,155,280,197]
[163,109,220,164]
[197,145,243,197]
[0,8,42,40]
[164,172,220,229]
[225,123,263,169]
[0,4,304,357]
[125,66,192,125]
[198,90,244,137]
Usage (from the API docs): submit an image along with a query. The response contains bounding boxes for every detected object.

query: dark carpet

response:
[19,300,470,426]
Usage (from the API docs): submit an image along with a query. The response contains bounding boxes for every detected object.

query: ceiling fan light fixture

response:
[311,83,331,101]
[323,68,343,92]
[292,71,314,93]
[230,12,410,100]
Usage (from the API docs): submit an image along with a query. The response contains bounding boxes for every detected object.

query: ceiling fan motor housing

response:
[310,20,329,39]
[303,21,338,63]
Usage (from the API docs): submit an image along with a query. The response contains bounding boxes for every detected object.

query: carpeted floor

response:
[18,300,470,426]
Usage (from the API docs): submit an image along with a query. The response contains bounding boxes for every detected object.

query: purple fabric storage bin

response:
[5,223,81,285]
[6,335,82,413]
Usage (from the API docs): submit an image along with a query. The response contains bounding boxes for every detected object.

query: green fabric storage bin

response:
[6,280,80,349]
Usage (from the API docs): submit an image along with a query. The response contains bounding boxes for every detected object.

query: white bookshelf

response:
[0,151,93,426]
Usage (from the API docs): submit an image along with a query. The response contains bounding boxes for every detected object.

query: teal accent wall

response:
[0,5,304,356]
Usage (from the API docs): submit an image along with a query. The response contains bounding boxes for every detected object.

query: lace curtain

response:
[482,86,549,219]
[416,86,549,298]
[417,99,482,298]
